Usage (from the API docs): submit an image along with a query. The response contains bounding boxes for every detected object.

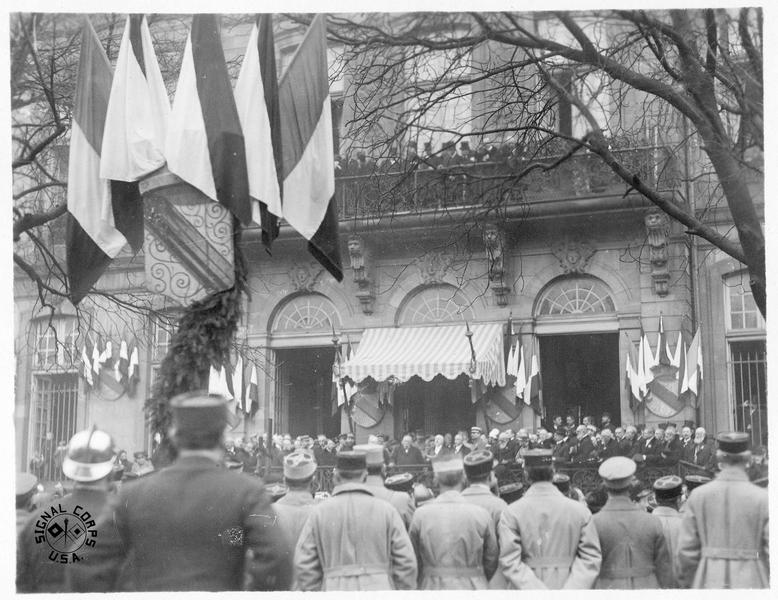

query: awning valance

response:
[341,323,505,387]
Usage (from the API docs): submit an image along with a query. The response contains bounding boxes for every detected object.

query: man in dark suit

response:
[679,425,695,462]
[392,434,425,467]
[67,392,291,592]
[691,427,716,471]
[598,429,619,460]
[573,425,598,462]
[658,424,682,464]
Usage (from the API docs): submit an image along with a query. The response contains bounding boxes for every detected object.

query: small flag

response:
[234,14,282,248]
[232,355,244,412]
[683,329,703,402]
[246,363,260,417]
[506,341,517,378]
[523,353,541,414]
[515,345,527,403]
[279,14,343,281]
[117,340,129,384]
[624,333,641,410]
[655,315,671,366]
[81,339,93,387]
[100,340,114,368]
[668,331,684,368]
[165,14,251,225]
[92,337,102,377]
[208,363,234,400]
[66,18,137,304]
[128,344,140,396]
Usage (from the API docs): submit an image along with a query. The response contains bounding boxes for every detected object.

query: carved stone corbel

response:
[644,211,670,296]
[483,224,510,306]
[348,234,374,314]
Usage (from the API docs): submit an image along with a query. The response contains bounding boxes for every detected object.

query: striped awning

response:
[341,323,505,387]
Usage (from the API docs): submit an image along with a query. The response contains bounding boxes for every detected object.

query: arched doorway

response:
[534,276,621,426]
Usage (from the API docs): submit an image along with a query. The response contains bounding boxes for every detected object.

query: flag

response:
[234,14,281,248]
[668,331,683,368]
[128,344,140,396]
[232,355,244,413]
[100,340,114,368]
[279,14,343,281]
[506,340,517,378]
[515,345,527,404]
[92,337,102,377]
[683,329,703,402]
[624,333,641,410]
[66,18,137,304]
[101,15,169,183]
[338,339,358,406]
[81,339,93,387]
[655,315,671,366]
[638,327,654,395]
[246,363,260,417]
[117,340,129,385]
[165,14,251,225]
[208,364,234,400]
[523,353,541,414]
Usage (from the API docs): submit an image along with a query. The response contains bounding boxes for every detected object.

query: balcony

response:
[335,146,677,220]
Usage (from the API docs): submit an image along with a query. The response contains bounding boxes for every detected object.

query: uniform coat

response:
[461,484,509,589]
[677,467,769,588]
[65,455,291,592]
[409,490,498,589]
[652,505,683,586]
[364,474,415,530]
[273,489,316,547]
[498,481,601,589]
[592,495,672,589]
[294,482,417,591]
[18,487,113,593]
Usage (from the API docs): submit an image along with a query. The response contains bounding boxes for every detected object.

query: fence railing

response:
[334,146,677,219]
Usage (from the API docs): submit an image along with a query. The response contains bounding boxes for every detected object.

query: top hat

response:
[463,450,494,478]
[170,391,227,434]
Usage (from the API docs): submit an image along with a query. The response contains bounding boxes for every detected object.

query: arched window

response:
[397,284,474,326]
[536,276,615,316]
[272,294,341,334]
[33,316,78,370]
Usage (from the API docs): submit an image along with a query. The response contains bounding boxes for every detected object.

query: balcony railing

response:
[335,146,677,219]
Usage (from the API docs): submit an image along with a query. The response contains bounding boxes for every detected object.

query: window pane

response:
[730,340,767,448]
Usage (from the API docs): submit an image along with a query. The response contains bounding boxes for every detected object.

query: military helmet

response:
[62,427,116,482]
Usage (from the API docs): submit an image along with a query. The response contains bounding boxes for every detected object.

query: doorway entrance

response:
[393,374,475,439]
[539,333,620,426]
[274,347,339,438]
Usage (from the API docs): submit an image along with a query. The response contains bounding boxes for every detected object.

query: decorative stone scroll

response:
[348,234,375,314]
[644,211,671,296]
[483,223,510,306]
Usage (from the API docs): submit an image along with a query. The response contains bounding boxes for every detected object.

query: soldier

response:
[409,455,498,589]
[461,450,508,530]
[593,457,672,588]
[498,449,601,589]
[682,474,710,501]
[67,392,291,592]
[355,443,415,529]
[677,432,769,588]
[651,475,684,586]
[295,451,417,590]
[273,450,317,545]
[551,473,586,504]
[19,428,118,593]
[16,472,38,536]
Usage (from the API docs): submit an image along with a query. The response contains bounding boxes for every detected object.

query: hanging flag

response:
[100,340,114,368]
[279,14,343,281]
[234,14,282,248]
[164,14,251,225]
[65,18,136,304]
[638,327,654,395]
[208,363,234,400]
[668,330,683,368]
[81,339,94,388]
[128,343,140,396]
[515,345,527,404]
[523,339,541,414]
[683,329,703,403]
[117,340,129,385]
[246,363,260,417]
[101,14,169,184]
[655,315,671,367]
[506,340,517,378]
[92,337,102,377]
[232,355,245,412]
[624,333,641,410]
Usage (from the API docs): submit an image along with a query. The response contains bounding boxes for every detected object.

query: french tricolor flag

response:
[66,19,138,304]
[279,14,343,281]
[165,14,251,226]
[234,15,282,248]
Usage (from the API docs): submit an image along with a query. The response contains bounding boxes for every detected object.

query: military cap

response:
[385,472,414,493]
[432,454,464,474]
[598,456,636,489]
[63,428,116,482]
[170,390,227,433]
[224,460,243,471]
[522,449,553,466]
[753,477,768,488]
[336,450,367,472]
[413,483,435,506]
[552,472,571,494]
[283,450,317,480]
[684,474,711,492]
[17,472,38,498]
[716,431,751,454]
[463,449,494,478]
[498,481,524,503]
[265,482,288,502]
[353,444,384,467]
[653,475,683,500]
[470,426,483,434]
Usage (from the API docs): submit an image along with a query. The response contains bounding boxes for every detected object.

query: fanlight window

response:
[537,277,615,316]
[398,285,474,325]
[273,294,340,333]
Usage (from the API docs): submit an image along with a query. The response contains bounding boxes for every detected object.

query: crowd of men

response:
[16,392,769,592]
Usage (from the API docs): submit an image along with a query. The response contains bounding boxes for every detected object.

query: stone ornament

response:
[417,251,452,284]
[551,238,595,275]
[644,211,671,296]
[347,234,375,314]
[289,262,323,292]
[482,223,510,307]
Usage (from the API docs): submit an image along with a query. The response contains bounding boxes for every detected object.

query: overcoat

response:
[461,483,509,588]
[364,474,415,529]
[498,481,601,589]
[294,482,417,591]
[273,489,316,546]
[592,495,672,589]
[64,455,291,592]
[408,489,498,589]
[676,467,769,588]
[651,505,683,586]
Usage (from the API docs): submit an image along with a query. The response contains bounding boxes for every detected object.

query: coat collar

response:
[524,481,563,497]
[169,454,221,470]
[652,506,680,518]
[601,494,639,511]
[716,467,749,482]
[434,489,464,503]
[332,482,375,497]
